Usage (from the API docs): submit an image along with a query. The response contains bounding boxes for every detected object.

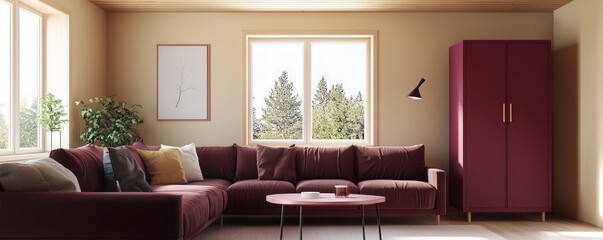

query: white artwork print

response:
[157,45,209,120]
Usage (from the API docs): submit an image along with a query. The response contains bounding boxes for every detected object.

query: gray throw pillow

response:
[103,147,152,192]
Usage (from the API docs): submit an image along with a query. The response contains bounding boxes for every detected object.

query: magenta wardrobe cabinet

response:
[449,40,551,222]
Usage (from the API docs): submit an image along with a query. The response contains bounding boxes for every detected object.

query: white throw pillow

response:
[161,143,204,181]
[0,158,81,192]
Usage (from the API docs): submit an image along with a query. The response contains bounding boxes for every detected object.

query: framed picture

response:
[157,44,210,121]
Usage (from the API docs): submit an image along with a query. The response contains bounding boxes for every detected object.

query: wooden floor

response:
[437,208,603,240]
[214,209,603,240]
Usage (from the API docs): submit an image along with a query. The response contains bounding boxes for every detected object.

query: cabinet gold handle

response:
[502,103,506,123]
[510,103,513,123]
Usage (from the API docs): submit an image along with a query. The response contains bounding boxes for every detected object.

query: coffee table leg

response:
[361,205,366,240]
[376,204,382,240]
[299,206,303,240]
[279,205,284,240]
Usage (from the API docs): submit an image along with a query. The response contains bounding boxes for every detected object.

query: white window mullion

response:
[303,40,312,143]
[11,0,19,154]
[36,11,44,150]
[365,38,373,145]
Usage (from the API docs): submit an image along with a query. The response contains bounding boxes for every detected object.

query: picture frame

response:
[157,44,210,121]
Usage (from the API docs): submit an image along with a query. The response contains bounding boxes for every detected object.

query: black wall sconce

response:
[407,78,425,100]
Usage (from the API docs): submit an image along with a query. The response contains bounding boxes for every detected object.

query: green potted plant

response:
[38,93,68,149]
[75,95,144,147]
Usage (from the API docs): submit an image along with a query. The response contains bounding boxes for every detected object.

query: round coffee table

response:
[266,193,385,240]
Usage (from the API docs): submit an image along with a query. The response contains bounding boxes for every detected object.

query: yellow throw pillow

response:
[136,148,187,185]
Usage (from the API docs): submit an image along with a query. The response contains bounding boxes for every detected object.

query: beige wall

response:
[554,0,603,228]
[106,12,552,170]
[47,0,107,147]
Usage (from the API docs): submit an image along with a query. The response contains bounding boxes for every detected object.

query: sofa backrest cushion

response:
[355,144,425,181]
[257,145,296,183]
[296,145,356,181]
[196,146,236,182]
[49,144,104,192]
[131,142,161,151]
[234,145,258,181]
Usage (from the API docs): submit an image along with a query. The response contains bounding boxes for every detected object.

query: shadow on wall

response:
[552,44,579,217]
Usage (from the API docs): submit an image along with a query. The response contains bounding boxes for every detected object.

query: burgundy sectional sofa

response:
[0,143,445,240]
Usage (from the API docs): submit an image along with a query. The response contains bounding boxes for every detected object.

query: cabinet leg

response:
[541,212,546,222]
[468,212,472,223]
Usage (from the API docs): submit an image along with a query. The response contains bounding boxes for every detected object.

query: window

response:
[18,7,42,150]
[246,34,375,145]
[0,0,47,156]
[0,0,11,151]
[0,2,43,154]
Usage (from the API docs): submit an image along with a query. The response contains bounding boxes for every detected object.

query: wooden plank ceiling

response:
[89,0,573,12]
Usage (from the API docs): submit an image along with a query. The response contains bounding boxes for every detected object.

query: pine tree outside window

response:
[246,34,375,145]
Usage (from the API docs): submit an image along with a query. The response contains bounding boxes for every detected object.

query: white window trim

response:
[0,0,14,156]
[0,0,69,158]
[0,152,48,162]
[243,31,378,146]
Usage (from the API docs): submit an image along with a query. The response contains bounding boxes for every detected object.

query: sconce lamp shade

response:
[407,78,425,100]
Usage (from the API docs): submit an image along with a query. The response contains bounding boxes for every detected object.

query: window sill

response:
[0,152,51,162]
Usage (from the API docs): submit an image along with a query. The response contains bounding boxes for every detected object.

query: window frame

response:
[0,0,13,155]
[16,4,44,153]
[244,32,377,146]
[0,0,45,156]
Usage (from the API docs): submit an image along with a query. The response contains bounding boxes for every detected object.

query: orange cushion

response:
[137,148,187,185]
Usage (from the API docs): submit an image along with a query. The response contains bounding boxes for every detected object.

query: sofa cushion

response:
[131,142,161,151]
[234,145,257,181]
[296,145,355,182]
[355,144,425,181]
[154,191,211,238]
[226,179,295,211]
[49,144,104,192]
[137,148,187,185]
[295,179,359,194]
[188,179,230,218]
[257,145,296,183]
[162,143,204,182]
[0,158,81,192]
[358,179,436,209]
[152,180,229,220]
[103,147,151,192]
[187,178,231,191]
[196,146,236,182]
